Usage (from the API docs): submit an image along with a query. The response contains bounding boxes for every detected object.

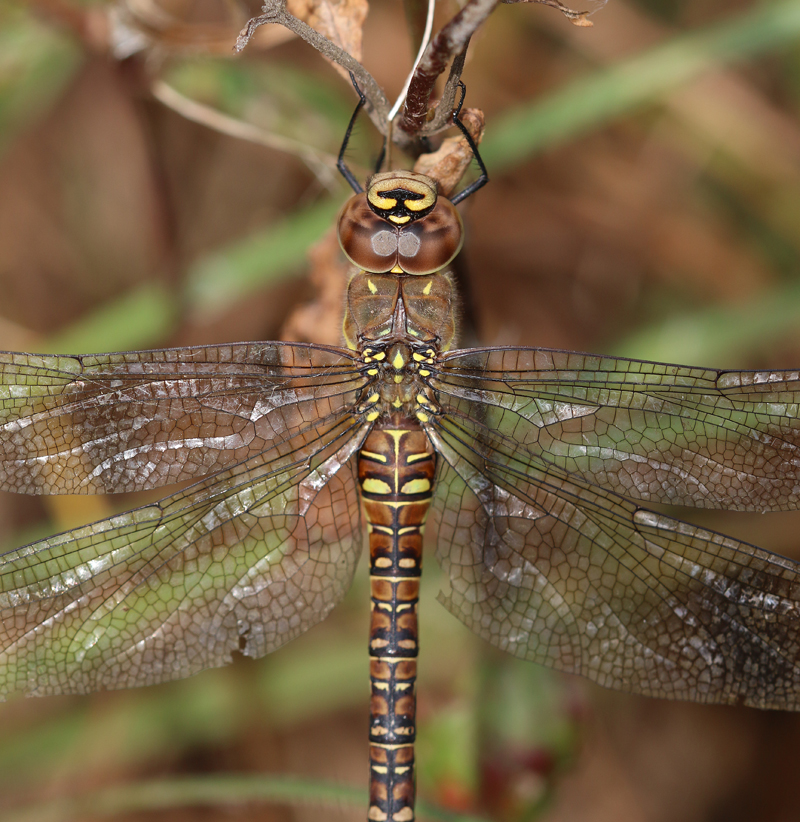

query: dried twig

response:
[235,0,390,134]
[502,0,609,28]
[151,80,341,191]
[398,0,501,139]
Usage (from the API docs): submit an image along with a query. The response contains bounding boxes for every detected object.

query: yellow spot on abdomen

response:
[400,478,431,495]
[392,350,405,370]
[363,477,394,494]
[361,450,388,463]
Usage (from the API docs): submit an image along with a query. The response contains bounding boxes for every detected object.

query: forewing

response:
[424,410,800,710]
[432,348,800,511]
[0,413,370,698]
[0,343,365,494]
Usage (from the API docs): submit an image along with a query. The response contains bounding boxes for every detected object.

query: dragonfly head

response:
[338,171,463,276]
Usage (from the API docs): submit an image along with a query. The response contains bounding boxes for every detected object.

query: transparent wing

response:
[431,347,800,511]
[0,343,366,494]
[424,386,800,710]
[0,412,370,699]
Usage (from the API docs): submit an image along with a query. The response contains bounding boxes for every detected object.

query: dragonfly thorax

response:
[343,270,458,352]
[357,342,439,423]
[338,171,463,276]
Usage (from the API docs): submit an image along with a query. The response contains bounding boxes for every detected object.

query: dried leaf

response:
[280,229,351,346]
[287,0,367,62]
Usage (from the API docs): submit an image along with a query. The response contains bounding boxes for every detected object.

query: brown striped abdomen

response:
[358,422,436,822]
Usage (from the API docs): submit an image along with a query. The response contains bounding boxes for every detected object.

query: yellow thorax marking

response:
[422,280,432,295]
[391,350,405,370]
[367,279,378,294]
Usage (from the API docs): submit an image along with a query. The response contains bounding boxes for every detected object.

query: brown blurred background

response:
[2,0,800,820]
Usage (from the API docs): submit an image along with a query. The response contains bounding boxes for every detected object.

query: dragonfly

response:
[2,83,800,822]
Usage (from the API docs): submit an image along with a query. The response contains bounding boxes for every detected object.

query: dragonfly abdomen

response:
[359,422,436,822]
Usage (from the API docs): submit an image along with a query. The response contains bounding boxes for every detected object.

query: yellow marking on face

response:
[389,215,410,225]
[370,193,398,209]
[401,478,431,494]
[418,369,430,377]
[422,280,432,295]
[366,410,380,421]
[406,452,431,463]
[392,350,405,369]
[367,279,378,294]
[361,450,388,462]
[363,477,393,494]
[403,188,435,210]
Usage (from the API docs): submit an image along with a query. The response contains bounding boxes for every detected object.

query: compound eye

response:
[397,198,463,275]
[338,194,398,273]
